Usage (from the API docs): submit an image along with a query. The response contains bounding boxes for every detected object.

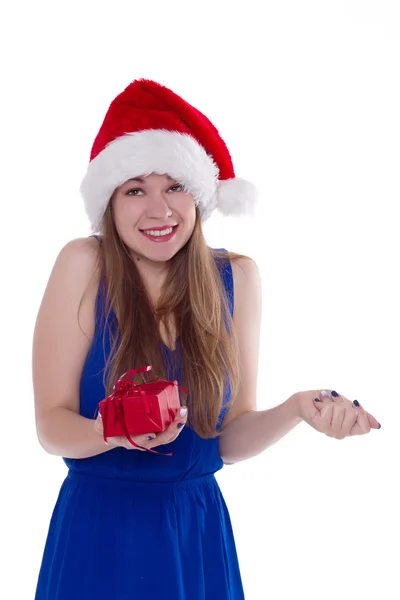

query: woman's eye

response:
[126,188,143,196]
[126,184,184,196]
[170,184,184,192]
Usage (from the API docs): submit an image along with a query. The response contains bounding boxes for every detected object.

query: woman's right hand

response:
[94,407,188,451]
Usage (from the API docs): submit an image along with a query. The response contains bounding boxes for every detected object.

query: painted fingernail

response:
[314,398,322,402]
[177,422,185,429]
[321,391,329,398]
[180,407,188,417]
[353,400,361,407]
[331,390,339,397]
[377,423,381,429]
[147,435,154,440]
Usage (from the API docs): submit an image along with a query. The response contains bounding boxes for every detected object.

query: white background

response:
[1,1,399,598]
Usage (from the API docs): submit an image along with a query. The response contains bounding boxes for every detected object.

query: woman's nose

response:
[146,194,172,218]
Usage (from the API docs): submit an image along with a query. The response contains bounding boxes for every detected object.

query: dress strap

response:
[214,248,234,317]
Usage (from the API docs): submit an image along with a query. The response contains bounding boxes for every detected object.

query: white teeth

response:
[143,227,173,237]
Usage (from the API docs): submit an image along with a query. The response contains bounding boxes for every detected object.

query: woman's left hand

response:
[295,390,381,439]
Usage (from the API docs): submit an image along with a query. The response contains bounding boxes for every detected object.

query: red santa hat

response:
[80,78,257,231]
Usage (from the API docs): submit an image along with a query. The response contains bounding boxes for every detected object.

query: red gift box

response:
[96,366,188,456]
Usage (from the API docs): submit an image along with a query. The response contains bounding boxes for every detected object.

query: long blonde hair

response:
[82,203,249,439]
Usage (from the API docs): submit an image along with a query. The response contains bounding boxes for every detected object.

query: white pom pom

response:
[216,178,258,216]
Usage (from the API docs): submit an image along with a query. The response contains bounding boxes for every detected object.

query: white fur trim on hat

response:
[216,178,258,217]
[80,129,220,231]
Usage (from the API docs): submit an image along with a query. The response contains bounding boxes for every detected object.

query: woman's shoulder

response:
[212,247,259,278]
[51,236,101,293]
[211,248,260,311]
[59,235,100,262]
[69,234,100,250]
[226,251,261,304]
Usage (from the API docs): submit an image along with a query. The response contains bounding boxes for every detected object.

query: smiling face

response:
[111,173,196,266]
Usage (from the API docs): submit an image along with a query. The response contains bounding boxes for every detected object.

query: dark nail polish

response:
[177,422,185,429]
[147,435,154,440]
[378,423,381,429]
[353,400,361,407]
[314,398,322,402]
[331,390,339,397]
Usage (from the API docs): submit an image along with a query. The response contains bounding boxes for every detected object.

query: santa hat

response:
[80,79,257,231]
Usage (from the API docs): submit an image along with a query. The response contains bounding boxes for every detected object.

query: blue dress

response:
[34,240,245,599]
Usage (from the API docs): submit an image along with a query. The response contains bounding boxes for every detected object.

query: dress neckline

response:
[161,335,180,353]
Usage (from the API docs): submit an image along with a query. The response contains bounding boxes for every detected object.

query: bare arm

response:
[32,236,112,459]
[219,396,302,465]
[219,256,302,464]
[37,407,113,459]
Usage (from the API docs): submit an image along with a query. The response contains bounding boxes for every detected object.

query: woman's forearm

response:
[219,394,303,465]
[37,406,112,459]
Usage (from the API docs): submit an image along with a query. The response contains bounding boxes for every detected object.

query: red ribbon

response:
[94,366,188,456]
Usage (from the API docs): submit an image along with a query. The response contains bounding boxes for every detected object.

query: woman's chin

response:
[130,239,181,263]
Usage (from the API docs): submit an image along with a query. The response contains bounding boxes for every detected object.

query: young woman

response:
[32,79,380,599]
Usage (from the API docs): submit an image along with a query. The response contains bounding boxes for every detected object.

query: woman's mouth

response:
[139,225,178,242]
